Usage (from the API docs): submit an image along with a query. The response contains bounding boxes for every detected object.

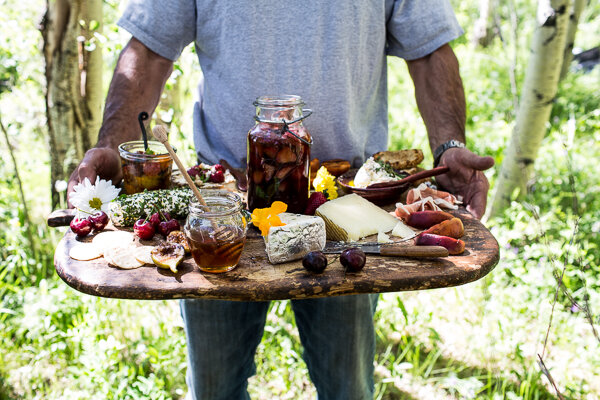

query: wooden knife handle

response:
[380,245,449,258]
[47,209,75,227]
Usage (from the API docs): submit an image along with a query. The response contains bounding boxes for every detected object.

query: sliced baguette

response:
[373,149,424,170]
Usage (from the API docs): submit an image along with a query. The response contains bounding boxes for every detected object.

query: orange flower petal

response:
[267,215,285,227]
[258,222,271,236]
[270,201,287,214]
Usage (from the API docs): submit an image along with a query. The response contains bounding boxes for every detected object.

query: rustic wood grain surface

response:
[53,208,499,301]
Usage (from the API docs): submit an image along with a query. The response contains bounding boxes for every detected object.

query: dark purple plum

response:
[302,251,328,273]
[340,247,366,273]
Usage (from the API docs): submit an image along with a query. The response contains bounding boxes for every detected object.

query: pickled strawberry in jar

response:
[247,95,312,213]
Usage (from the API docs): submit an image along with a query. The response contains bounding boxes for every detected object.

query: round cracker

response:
[92,231,134,255]
[105,245,144,269]
[69,243,102,261]
[133,246,155,265]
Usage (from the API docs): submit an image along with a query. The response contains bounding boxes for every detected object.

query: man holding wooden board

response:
[67,1,494,399]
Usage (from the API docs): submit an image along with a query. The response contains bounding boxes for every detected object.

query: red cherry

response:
[149,212,161,228]
[149,211,171,228]
[158,219,181,237]
[187,166,200,177]
[304,192,327,215]
[209,170,225,183]
[213,164,225,173]
[134,218,155,240]
[88,211,109,231]
[70,218,93,237]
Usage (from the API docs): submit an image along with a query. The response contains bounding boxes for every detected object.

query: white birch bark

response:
[490,0,570,217]
[559,0,586,80]
[41,0,103,207]
[472,0,496,47]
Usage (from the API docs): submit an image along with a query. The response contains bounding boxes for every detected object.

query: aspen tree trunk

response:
[559,0,586,80]
[41,0,103,208]
[490,0,569,217]
[472,0,496,47]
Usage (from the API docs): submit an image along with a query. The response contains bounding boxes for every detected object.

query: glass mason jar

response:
[247,95,312,213]
[184,190,247,273]
[118,140,173,194]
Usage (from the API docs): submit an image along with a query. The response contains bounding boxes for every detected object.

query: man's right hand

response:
[67,147,122,207]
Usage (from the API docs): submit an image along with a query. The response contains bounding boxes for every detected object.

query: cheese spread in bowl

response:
[353,157,399,188]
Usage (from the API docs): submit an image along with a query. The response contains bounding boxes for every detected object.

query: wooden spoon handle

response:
[152,126,207,207]
[47,209,75,227]
[368,166,450,189]
[380,245,449,258]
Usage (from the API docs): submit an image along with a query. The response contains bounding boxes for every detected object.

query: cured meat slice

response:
[394,197,442,219]
[406,183,461,209]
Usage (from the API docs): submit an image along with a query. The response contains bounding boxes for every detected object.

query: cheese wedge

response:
[315,194,398,241]
[391,221,416,239]
[265,213,326,264]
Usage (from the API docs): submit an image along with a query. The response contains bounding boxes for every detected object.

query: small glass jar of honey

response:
[184,190,247,273]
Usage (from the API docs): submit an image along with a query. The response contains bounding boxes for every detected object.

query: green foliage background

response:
[0,0,599,399]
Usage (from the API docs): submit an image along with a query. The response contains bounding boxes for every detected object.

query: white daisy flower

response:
[69,177,121,218]
[54,180,68,192]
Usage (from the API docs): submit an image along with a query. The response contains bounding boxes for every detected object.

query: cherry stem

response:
[76,207,95,216]
[151,203,167,221]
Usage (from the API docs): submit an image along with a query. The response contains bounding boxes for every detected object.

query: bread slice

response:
[372,149,424,170]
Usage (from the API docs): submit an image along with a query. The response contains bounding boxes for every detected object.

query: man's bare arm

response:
[406,44,494,219]
[67,37,173,198]
[406,43,465,151]
[97,37,174,149]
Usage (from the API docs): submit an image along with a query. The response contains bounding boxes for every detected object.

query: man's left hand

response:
[435,148,494,220]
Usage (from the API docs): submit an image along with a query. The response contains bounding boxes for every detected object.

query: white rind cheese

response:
[315,194,399,241]
[265,213,326,264]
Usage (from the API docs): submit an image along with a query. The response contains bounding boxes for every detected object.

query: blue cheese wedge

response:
[265,213,326,264]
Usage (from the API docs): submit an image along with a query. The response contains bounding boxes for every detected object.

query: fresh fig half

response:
[151,243,185,273]
[166,230,191,253]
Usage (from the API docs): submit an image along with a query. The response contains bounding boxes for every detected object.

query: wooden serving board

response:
[52,208,499,301]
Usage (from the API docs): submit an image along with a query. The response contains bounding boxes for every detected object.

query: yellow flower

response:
[312,167,338,200]
[251,201,288,236]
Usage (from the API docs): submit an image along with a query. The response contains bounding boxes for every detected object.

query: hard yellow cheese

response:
[315,194,399,241]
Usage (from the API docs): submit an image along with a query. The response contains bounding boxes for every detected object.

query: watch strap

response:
[433,139,465,167]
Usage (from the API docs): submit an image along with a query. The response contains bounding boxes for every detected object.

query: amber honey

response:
[187,226,246,273]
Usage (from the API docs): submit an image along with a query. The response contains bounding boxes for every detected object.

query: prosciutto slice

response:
[394,197,441,220]
[406,183,461,209]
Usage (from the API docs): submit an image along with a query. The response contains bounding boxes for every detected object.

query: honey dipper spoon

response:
[152,125,234,240]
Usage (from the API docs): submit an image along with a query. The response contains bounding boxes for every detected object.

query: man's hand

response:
[435,148,494,219]
[66,37,174,208]
[67,147,122,207]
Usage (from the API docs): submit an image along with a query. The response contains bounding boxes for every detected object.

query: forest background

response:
[0,0,599,399]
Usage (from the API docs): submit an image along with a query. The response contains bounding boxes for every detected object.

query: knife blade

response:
[323,242,449,258]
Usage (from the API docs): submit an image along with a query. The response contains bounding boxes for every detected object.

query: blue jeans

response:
[180,294,379,400]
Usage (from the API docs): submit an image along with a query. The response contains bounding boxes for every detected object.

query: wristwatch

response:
[433,139,465,167]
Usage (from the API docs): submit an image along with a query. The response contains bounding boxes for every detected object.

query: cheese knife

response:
[323,242,449,258]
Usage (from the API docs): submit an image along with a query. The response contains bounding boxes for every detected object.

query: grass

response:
[1,0,600,399]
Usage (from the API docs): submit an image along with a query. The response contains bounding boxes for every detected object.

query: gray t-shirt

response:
[118,1,462,168]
